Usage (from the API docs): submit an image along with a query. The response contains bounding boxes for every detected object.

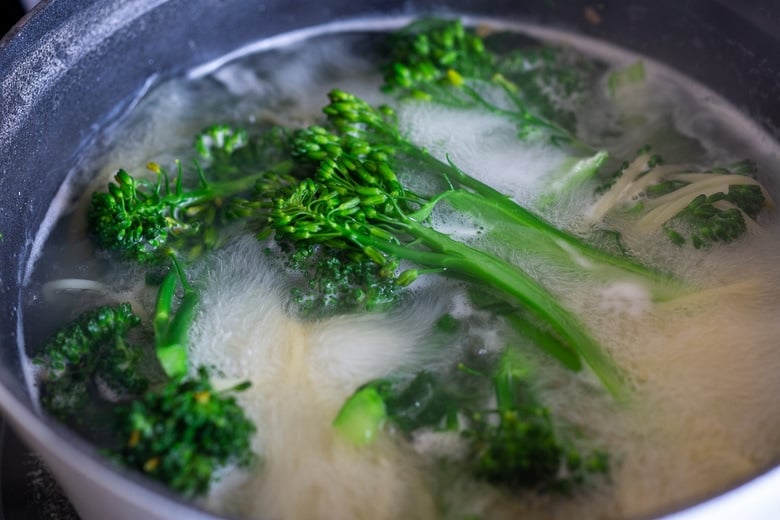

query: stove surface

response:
[0,420,79,520]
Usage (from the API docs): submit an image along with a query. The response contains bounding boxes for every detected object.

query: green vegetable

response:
[382,18,592,146]
[494,40,598,135]
[284,244,400,317]
[589,149,771,248]
[607,60,645,96]
[334,347,609,492]
[153,260,198,378]
[536,150,610,210]
[113,367,255,496]
[87,130,295,263]
[263,89,683,397]
[34,303,149,427]
[333,385,387,446]
[463,347,608,492]
[334,371,465,441]
[35,302,141,375]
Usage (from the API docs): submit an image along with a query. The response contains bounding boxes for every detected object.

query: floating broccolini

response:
[382,18,595,145]
[35,303,148,427]
[462,347,608,492]
[88,125,296,264]
[284,244,400,316]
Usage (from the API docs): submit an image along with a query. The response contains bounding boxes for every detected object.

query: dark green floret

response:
[463,348,608,492]
[35,302,141,374]
[112,367,255,496]
[34,303,150,426]
[285,244,400,317]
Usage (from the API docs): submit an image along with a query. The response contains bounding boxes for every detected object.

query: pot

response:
[1,1,780,518]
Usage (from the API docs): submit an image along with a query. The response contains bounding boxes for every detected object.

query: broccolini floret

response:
[88,126,296,263]
[112,367,255,496]
[382,18,595,146]
[34,302,149,430]
[36,302,140,374]
[462,348,608,492]
[285,244,400,317]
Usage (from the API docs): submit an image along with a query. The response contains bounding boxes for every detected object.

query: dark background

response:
[1,0,26,37]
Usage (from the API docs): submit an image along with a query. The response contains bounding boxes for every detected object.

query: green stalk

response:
[493,349,524,412]
[350,220,627,399]
[439,189,681,297]
[153,265,198,379]
[153,269,178,340]
[361,109,676,293]
[160,166,287,209]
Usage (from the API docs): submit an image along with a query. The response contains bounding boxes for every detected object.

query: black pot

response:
[2,1,779,518]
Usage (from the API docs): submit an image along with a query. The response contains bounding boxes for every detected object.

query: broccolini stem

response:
[326,93,669,289]
[438,188,680,295]
[161,168,272,209]
[505,315,582,371]
[154,263,198,378]
[389,139,680,294]
[348,218,626,398]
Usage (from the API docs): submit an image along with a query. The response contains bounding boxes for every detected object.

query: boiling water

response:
[24,15,780,520]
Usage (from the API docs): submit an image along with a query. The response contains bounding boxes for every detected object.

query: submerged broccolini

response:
[588,149,771,249]
[334,346,609,492]
[35,265,256,495]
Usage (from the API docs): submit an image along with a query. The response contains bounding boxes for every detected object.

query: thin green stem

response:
[161,164,289,209]
[153,262,198,379]
[350,219,627,399]
[389,144,681,296]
